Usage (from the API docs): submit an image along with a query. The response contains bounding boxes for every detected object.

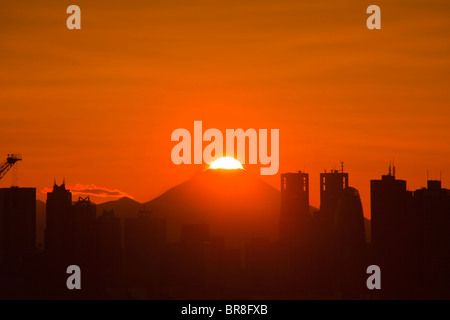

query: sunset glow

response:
[1,1,449,217]
[209,157,244,170]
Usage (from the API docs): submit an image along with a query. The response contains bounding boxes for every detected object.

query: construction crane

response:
[0,154,22,182]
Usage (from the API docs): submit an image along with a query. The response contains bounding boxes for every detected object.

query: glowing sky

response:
[1,1,449,218]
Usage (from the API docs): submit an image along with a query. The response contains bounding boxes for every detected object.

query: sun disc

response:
[209,157,243,170]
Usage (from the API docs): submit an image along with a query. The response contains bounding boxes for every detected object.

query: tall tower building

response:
[280,171,310,245]
[370,168,407,251]
[310,167,349,295]
[0,187,36,264]
[279,171,312,294]
[320,169,348,219]
[370,166,418,298]
[414,179,450,298]
[45,181,72,256]
[335,187,365,252]
[335,187,366,297]
[70,196,96,261]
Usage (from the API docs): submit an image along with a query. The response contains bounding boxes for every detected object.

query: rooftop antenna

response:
[340,161,344,173]
[388,161,391,176]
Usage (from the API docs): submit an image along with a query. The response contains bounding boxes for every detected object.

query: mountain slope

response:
[96,196,143,219]
[144,169,280,246]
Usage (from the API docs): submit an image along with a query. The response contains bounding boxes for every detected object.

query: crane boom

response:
[0,154,22,181]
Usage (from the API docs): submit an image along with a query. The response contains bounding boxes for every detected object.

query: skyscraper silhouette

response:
[413,179,450,298]
[319,169,348,220]
[0,187,36,299]
[0,165,448,299]
[70,196,96,261]
[69,196,98,296]
[311,167,350,296]
[280,171,310,245]
[45,181,72,256]
[279,171,312,295]
[0,187,36,265]
[370,167,419,298]
[335,187,365,255]
[335,187,366,297]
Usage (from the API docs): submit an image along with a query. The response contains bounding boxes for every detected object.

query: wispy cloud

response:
[41,184,133,199]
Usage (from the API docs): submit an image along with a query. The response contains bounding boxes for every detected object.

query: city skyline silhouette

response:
[0,162,449,299]
[1,0,449,303]
[2,1,450,226]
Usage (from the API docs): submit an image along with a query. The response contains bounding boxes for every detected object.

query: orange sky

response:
[1,1,449,218]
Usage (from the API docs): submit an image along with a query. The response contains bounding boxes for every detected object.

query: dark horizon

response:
[1,164,449,299]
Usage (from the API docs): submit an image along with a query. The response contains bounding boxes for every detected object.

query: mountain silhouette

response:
[144,168,280,247]
[35,175,372,249]
[97,196,142,220]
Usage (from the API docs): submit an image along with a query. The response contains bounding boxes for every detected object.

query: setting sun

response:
[209,157,244,170]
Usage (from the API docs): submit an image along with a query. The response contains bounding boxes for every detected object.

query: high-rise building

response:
[310,167,349,296]
[45,181,72,256]
[280,171,310,245]
[335,186,366,297]
[0,187,36,264]
[370,167,419,298]
[370,170,408,249]
[320,169,348,219]
[70,196,96,261]
[335,187,365,252]
[414,179,450,298]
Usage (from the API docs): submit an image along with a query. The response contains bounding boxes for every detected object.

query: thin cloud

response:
[41,184,133,199]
